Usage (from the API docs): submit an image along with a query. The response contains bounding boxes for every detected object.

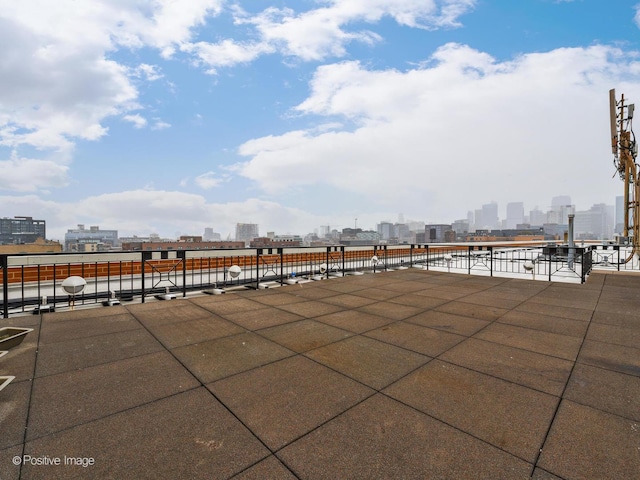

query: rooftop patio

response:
[1,269,639,479]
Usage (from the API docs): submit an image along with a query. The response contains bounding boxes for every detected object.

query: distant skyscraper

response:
[473,209,483,231]
[377,222,395,240]
[481,202,499,230]
[529,207,547,226]
[235,223,259,245]
[574,204,614,240]
[549,196,573,224]
[615,195,624,235]
[506,202,524,229]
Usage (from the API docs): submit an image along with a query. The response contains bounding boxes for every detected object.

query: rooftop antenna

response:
[609,88,639,262]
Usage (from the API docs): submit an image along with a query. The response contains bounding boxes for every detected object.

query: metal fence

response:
[0,243,607,318]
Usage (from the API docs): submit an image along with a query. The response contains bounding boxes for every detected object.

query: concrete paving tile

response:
[147,315,246,348]
[249,292,309,306]
[130,302,218,326]
[595,299,640,317]
[457,276,509,288]
[384,360,558,462]
[319,294,378,308]
[386,293,449,309]
[27,351,199,440]
[458,292,526,309]
[277,300,345,318]
[365,322,465,357]
[172,332,294,383]
[196,297,266,316]
[222,307,304,330]
[0,326,38,383]
[39,312,140,344]
[349,287,403,301]
[209,356,373,450]
[530,467,564,479]
[586,322,640,349]
[0,445,22,480]
[258,319,352,353]
[406,310,489,336]
[413,284,486,300]
[356,302,423,321]
[564,363,640,421]
[315,281,368,294]
[515,300,593,321]
[592,309,640,328]
[434,301,508,321]
[498,310,589,338]
[35,328,164,377]
[527,292,599,310]
[376,281,434,293]
[313,310,395,334]
[42,305,130,322]
[537,400,640,480]
[305,335,430,390]
[476,323,582,361]
[578,339,640,377]
[0,380,30,449]
[232,455,297,480]
[602,272,640,287]
[286,284,341,299]
[22,388,269,480]
[278,394,532,479]
[440,338,573,396]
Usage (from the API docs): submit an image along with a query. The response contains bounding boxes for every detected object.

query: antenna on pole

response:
[609,88,639,263]
[609,89,618,156]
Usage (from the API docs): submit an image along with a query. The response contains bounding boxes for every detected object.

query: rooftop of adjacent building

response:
[1,269,639,479]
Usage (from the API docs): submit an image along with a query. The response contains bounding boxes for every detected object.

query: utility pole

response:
[610,89,639,262]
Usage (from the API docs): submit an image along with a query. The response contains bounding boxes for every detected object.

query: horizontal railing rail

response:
[0,242,617,318]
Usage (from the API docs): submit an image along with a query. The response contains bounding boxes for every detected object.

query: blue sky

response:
[1,0,640,240]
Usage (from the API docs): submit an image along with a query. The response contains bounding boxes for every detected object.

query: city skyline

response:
[1,1,639,241]
[44,194,617,243]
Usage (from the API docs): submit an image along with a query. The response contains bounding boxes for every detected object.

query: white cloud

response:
[47,190,331,239]
[133,63,164,81]
[151,119,171,130]
[237,44,640,221]
[194,171,222,189]
[123,114,148,129]
[635,4,640,27]
[190,0,475,70]
[0,0,223,151]
[0,154,69,192]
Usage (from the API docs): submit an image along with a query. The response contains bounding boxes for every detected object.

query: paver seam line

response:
[578,334,640,351]
[17,310,44,478]
[278,330,541,467]
[21,386,202,444]
[395,277,550,325]
[227,456,301,480]
[529,273,606,477]
[126,308,280,475]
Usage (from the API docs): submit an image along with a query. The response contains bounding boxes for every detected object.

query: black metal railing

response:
[0,242,612,318]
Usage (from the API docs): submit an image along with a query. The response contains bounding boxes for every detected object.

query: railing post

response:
[325,248,330,279]
[141,251,150,303]
[468,246,472,275]
[425,245,429,270]
[256,248,260,289]
[548,249,552,282]
[2,255,8,319]
[179,251,187,297]
[279,248,284,286]
[489,246,493,277]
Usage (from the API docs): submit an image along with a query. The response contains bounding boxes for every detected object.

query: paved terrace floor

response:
[1,270,639,479]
